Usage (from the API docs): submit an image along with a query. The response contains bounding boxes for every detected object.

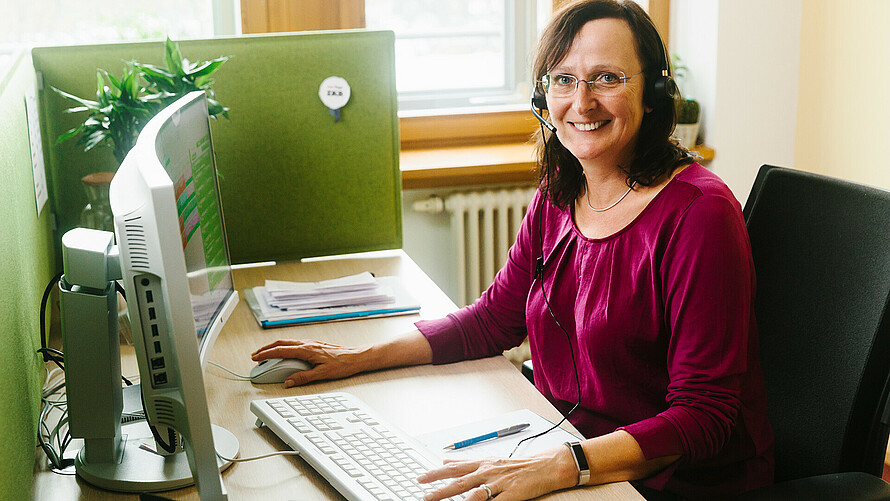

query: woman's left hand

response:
[417,447,578,501]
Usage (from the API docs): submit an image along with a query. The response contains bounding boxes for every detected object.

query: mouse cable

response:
[207,360,252,381]
[216,448,302,463]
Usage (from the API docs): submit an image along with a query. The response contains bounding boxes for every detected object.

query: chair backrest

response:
[743,165,890,482]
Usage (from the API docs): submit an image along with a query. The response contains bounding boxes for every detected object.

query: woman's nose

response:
[571,83,600,113]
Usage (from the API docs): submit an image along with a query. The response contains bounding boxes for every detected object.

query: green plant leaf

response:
[105,71,121,91]
[207,101,225,117]
[185,57,228,79]
[136,63,176,89]
[165,37,186,77]
[95,71,109,105]
[675,98,700,124]
[52,87,100,110]
[56,124,84,144]
[62,106,90,114]
[82,129,108,150]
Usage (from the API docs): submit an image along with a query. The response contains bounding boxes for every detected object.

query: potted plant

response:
[54,37,229,166]
[671,54,701,149]
[53,37,229,232]
[55,63,159,166]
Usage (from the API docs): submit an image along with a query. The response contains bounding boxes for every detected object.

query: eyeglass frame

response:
[537,70,644,97]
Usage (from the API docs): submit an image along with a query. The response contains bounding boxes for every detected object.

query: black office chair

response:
[736,165,890,500]
[521,165,890,499]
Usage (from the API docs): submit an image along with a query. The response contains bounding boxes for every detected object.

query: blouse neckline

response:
[567,164,696,243]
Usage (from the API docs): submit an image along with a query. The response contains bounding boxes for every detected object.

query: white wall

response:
[401,187,461,302]
[670,0,802,201]
[794,0,890,189]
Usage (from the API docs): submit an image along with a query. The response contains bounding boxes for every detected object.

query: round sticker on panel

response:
[319,76,351,122]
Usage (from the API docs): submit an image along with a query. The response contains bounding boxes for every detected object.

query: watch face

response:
[565,441,590,485]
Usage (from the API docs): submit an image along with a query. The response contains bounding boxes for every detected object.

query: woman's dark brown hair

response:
[533,0,694,209]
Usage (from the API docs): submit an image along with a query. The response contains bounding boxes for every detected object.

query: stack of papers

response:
[244,272,421,328]
[264,272,394,310]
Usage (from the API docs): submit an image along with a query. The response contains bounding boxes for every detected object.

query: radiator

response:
[414,187,537,306]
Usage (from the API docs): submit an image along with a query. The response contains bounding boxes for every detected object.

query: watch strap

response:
[564,441,590,486]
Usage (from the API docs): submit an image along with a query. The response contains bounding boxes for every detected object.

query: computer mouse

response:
[249,358,312,384]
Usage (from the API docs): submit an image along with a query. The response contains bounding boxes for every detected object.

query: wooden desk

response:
[32,250,642,500]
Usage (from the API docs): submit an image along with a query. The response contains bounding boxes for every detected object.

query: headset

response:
[531,92,557,132]
[530,13,676,132]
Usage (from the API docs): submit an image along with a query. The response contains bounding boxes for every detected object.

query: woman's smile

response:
[571,119,611,131]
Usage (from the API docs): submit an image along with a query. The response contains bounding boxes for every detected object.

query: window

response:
[2,0,236,49]
[365,0,551,114]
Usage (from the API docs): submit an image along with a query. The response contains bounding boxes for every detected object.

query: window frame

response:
[370,0,539,113]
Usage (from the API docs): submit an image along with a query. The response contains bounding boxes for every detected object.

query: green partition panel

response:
[0,51,58,501]
[33,30,402,264]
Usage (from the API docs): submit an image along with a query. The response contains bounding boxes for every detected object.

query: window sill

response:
[400,142,715,190]
[400,142,538,190]
[399,108,539,150]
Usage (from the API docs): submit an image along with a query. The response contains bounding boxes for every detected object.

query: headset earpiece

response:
[647,69,677,108]
[642,12,677,109]
[530,91,556,133]
[532,89,548,111]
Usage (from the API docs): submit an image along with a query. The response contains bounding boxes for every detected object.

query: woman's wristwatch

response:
[564,441,591,486]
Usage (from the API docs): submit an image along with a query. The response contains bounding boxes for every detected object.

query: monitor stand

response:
[74,422,239,493]
[59,228,239,495]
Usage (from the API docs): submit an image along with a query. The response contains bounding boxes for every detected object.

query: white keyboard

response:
[250,392,466,501]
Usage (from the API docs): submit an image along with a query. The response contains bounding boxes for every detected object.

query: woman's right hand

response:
[251,339,372,387]
[251,330,434,387]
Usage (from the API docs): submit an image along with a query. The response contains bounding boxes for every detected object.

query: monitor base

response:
[75,421,239,493]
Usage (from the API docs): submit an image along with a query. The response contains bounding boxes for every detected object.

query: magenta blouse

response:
[416,164,774,499]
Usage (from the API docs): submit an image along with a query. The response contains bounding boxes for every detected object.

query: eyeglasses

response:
[538,70,643,97]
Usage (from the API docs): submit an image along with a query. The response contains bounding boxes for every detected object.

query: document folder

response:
[244,275,420,329]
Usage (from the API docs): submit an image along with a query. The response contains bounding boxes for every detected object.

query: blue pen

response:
[443,423,530,450]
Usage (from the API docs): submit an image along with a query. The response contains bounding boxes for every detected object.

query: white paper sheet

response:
[416,409,580,462]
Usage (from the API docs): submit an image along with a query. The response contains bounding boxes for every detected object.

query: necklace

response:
[585,181,636,212]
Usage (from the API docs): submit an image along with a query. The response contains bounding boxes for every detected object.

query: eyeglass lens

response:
[543,72,629,97]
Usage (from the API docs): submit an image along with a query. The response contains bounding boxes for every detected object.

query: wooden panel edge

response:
[400,109,540,150]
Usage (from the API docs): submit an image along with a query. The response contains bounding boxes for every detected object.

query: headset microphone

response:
[530,93,556,133]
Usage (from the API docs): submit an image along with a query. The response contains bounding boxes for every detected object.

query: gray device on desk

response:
[60,92,239,500]
[250,358,312,384]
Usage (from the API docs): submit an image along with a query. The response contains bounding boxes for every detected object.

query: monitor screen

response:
[154,94,234,346]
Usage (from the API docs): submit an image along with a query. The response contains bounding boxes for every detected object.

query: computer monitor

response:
[72,91,239,498]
